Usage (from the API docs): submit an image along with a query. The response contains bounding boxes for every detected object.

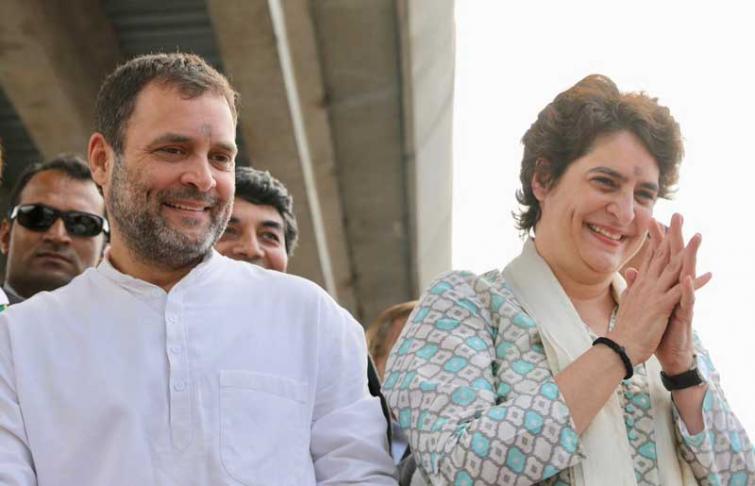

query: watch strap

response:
[660,359,705,391]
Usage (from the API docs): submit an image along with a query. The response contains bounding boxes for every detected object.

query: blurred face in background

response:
[215,198,288,272]
[366,302,417,381]
[0,170,106,298]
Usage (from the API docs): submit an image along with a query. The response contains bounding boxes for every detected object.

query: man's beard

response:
[108,155,231,270]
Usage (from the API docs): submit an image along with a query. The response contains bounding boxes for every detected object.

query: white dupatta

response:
[502,239,696,486]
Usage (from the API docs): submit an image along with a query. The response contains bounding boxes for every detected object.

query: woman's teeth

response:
[588,224,622,241]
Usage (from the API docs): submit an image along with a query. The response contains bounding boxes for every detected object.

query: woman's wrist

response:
[604,331,644,366]
[592,336,634,380]
[660,353,696,376]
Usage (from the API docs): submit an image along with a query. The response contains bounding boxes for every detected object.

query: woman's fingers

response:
[693,272,713,290]
[648,228,673,276]
[660,281,684,312]
[649,219,666,242]
[677,275,696,319]
[639,220,665,274]
[667,213,684,255]
[657,248,685,290]
[681,233,701,280]
[679,231,711,290]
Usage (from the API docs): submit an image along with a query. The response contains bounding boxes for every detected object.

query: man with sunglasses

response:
[0,155,107,303]
[0,53,395,485]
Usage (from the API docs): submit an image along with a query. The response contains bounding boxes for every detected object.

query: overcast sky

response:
[452,0,755,435]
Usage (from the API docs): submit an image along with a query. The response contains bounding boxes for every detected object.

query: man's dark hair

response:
[235,167,298,256]
[7,154,97,211]
[515,74,684,233]
[95,52,238,154]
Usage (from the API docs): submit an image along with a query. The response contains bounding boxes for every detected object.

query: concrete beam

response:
[311,0,414,322]
[0,0,121,158]
[207,0,357,313]
[398,0,455,291]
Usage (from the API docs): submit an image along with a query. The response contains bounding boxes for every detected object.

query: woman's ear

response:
[531,158,551,202]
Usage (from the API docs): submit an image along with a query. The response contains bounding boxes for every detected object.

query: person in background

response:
[384,74,754,485]
[0,52,396,485]
[367,301,418,471]
[367,301,418,384]
[0,142,7,310]
[215,166,297,272]
[0,155,107,303]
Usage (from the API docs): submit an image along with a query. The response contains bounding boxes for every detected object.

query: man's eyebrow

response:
[149,134,238,155]
[588,166,659,192]
[150,133,192,145]
[214,141,238,154]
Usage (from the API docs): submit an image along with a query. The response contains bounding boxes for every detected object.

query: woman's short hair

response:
[515,74,684,233]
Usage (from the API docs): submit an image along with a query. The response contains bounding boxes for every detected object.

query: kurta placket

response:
[164,291,192,450]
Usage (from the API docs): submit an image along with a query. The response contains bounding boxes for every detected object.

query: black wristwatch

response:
[660,356,705,391]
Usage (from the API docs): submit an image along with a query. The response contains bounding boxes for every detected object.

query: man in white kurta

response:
[0,251,395,485]
[0,52,396,485]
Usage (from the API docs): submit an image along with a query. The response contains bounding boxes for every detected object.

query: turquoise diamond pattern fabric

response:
[383,270,755,485]
[584,324,661,485]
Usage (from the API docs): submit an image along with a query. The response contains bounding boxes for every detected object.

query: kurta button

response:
[169,345,182,354]
[173,381,186,391]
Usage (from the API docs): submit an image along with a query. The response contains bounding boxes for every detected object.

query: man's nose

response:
[179,157,217,193]
[238,233,264,259]
[42,218,72,244]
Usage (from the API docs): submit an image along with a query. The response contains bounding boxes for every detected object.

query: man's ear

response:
[0,219,11,256]
[88,133,114,191]
[98,241,110,264]
[530,158,552,202]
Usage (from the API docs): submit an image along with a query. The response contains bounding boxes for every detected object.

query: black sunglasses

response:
[9,204,109,237]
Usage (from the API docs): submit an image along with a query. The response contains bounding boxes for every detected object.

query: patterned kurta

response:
[383,270,755,486]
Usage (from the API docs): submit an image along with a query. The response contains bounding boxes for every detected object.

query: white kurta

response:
[0,251,397,485]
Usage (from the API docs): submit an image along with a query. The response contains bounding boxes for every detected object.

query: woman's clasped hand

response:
[612,214,712,370]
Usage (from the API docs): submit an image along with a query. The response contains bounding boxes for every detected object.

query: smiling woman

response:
[531,131,661,281]
[383,75,754,485]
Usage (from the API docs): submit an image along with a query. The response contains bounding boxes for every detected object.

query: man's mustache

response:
[33,243,77,263]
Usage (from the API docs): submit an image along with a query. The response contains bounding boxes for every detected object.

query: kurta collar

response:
[2,283,24,304]
[96,248,220,297]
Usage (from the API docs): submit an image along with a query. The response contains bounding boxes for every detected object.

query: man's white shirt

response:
[0,251,396,485]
